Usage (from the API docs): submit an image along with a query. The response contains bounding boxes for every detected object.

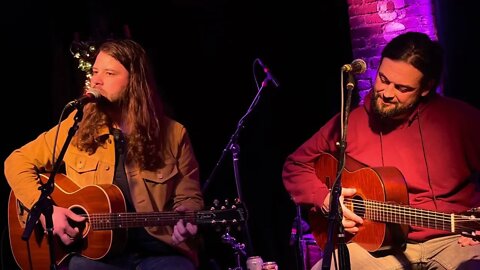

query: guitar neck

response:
[347,199,480,234]
[87,210,216,230]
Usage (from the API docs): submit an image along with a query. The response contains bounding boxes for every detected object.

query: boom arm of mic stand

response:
[201,84,264,194]
[21,108,85,270]
[201,129,241,194]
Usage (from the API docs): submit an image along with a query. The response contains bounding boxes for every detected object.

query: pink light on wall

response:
[378,0,407,40]
[347,0,438,103]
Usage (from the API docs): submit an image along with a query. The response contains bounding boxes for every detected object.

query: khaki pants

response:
[311,235,480,270]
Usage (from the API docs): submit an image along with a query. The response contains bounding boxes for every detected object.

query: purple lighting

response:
[347,0,439,102]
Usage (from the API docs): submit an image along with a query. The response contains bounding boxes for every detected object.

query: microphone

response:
[341,59,367,74]
[66,89,101,108]
[258,59,280,88]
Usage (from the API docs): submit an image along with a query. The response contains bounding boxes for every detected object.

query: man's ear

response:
[420,88,430,97]
[420,80,434,97]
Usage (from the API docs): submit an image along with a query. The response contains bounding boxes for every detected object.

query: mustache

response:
[373,92,395,103]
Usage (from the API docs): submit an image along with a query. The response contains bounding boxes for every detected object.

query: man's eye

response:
[396,86,411,93]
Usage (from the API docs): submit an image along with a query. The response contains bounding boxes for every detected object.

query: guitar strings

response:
[77,209,240,230]
[79,211,199,229]
[343,198,480,233]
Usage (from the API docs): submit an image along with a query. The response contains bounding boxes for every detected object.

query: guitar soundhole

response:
[69,206,90,239]
[352,195,366,218]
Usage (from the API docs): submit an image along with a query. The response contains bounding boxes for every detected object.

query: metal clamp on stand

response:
[223,230,247,270]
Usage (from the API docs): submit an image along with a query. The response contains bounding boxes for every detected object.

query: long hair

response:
[381,32,444,95]
[73,39,167,170]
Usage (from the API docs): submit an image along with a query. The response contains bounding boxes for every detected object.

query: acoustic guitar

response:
[309,152,480,252]
[8,173,246,270]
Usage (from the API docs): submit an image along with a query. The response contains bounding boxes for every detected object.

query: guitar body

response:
[8,173,246,270]
[8,173,127,270]
[309,153,409,252]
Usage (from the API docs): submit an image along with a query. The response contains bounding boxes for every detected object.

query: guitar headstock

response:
[197,198,247,230]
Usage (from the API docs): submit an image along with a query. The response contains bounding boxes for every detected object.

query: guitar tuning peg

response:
[224,199,230,206]
[213,199,220,207]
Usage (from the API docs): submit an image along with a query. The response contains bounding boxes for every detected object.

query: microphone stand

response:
[21,106,85,270]
[202,80,271,263]
[321,72,356,270]
[292,204,306,270]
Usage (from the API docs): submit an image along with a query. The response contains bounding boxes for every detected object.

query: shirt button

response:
[76,160,84,169]
[105,165,110,171]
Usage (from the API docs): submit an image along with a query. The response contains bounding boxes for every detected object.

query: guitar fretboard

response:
[346,198,480,234]
[85,212,195,230]
[83,208,244,230]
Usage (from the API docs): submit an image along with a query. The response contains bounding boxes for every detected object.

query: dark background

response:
[0,1,478,269]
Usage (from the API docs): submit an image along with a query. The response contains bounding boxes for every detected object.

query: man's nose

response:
[383,83,396,99]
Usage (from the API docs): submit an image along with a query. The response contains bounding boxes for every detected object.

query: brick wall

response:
[346,0,438,102]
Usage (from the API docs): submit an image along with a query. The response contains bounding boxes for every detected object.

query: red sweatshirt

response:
[283,90,480,242]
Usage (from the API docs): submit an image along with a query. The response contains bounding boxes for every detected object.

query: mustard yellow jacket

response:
[4,111,204,264]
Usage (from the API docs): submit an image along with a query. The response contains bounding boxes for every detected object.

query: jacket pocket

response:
[140,162,179,211]
[64,153,99,186]
[142,162,179,184]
